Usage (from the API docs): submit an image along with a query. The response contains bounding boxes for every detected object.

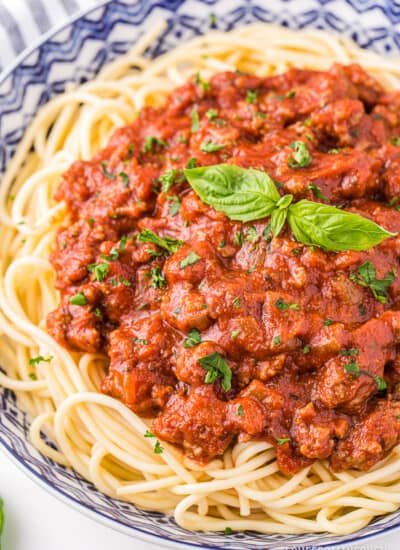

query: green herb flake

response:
[100,161,116,180]
[87,262,109,282]
[286,90,296,98]
[209,13,217,25]
[288,141,312,168]
[224,527,233,536]
[201,140,226,153]
[144,430,155,437]
[70,293,87,306]
[323,319,333,326]
[254,112,266,119]
[206,109,218,120]
[276,437,291,445]
[218,239,225,249]
[390,137,400,146]
[358,303,366,316]
[183,328,202,348]
[307,183,329,202]
[154,440,163,454]
[350,261,395,304]
[28,372,38,380]
[246,226,259,243]
[232,297,241,308]
[231,329,241,339]
[135,338,148,345]
[29,356,52,366]
[139,229,183,254]
[191,108,200,133]
[119,172,129,188]
[143,135,167,153]
[339,349,359,356]
[186,157,197,169]
[160,169,178,193]
[94,307,101,317]
[150,267,166,289]
[194,72,211,92]
[180,251,201,269]
[199,352,232,391]
[237,404,244,416]
[273,335,281,346]
[246,90,258,104]
[234,230,244,246]
[303,345,311,354]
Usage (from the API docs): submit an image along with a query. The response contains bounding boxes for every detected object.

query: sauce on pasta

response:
[47,63,400,475]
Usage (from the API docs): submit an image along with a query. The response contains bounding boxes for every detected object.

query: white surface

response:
[0,450,399,550]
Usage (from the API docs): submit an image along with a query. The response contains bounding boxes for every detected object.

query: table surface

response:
[0,450,398,550]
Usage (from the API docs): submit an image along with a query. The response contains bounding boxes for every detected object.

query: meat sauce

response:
[48,64,400,474]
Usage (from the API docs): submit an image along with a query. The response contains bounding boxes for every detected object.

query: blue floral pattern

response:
[1,1,400,547]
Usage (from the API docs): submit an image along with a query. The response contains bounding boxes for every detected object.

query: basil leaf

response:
[287,200,396,251]
[271,207,287,237]
[184,164,280,222]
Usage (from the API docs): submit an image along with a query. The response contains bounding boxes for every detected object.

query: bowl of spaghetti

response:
[1,0,400,548]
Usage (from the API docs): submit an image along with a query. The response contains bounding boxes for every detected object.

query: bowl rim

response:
[1,0,400,547]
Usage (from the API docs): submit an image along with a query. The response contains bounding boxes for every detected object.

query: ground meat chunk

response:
[330,400,400,470]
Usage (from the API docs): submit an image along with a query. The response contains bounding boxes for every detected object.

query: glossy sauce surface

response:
[48,64,400,473]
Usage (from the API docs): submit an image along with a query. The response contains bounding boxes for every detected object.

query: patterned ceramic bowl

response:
[1,1,400,548]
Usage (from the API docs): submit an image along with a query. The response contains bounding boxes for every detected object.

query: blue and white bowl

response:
[1,1,400,548]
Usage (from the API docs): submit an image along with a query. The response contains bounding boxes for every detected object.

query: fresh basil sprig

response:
[184,164,396,251]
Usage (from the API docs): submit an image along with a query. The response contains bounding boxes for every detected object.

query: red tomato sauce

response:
[48,64,400,474]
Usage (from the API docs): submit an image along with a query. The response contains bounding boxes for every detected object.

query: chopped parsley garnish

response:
[134,338,148,345]
[100,247,119,261]
[246,226,259,243]
[160,169,179,193]
[358,303,366,316]
[350,261,395,304]
[288,141,312,168]
[263,224,272,242]
[390,137,400,146]
[328,148,341,154]
[254,112,266,119]
[323,319,333,326]
[339,349,359,356]
[201,140,226,153]
[303,345,311,354]
[209,13,217,25]
[118,275,131,287]
[179,251,201,269]
[179,134,188,144]
[150,267,166,289]
[183,328,201,348]
[139,229,183,254]
[344,360,387,390]
[232,297,241,308]
[144,430,155,437]
[206,109,218,120]
[274,297,300,312]
[237,404,244,417]
[273,335,281,346]
[100,161,116,180]
[307,183,329,202]
[186,157,197,169]
[87,262,109,282]
[224,527,233,536]
[194,72,211,92]
[119,172,129,188]
[218,240,225,249]
[234,230,244,246]
[154,440,163,454]
[167,195,181,216]
[94,307,101,317]
[143,135,167,153]
[276,437,291,445]
[29,356,52,366]
[246,90,258,104]
[191,108,200,133]
[28,373,38,380]
[87,218,95,226]
[286,90,296,98]
[70,293,87,306]
[199,352,232,391]
[231,329,241,339]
